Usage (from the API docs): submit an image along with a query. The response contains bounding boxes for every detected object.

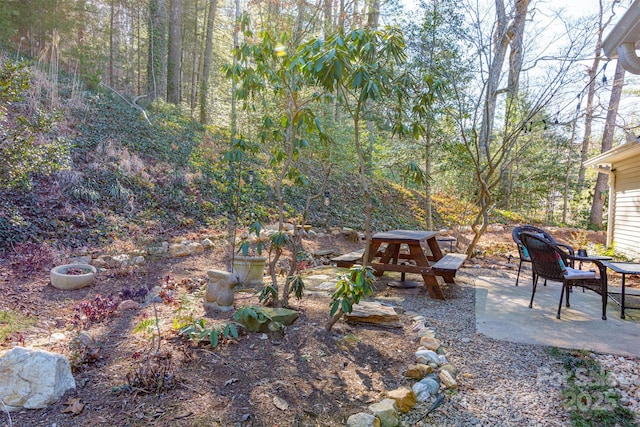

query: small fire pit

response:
[50,263,97,290]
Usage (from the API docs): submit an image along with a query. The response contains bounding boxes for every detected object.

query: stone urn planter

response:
[50,263,97,290]
[232,256,266,286]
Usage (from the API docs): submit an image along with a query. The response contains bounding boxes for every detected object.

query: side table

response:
[602,261,640,319]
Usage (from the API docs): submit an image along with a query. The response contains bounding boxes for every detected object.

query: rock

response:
[169,243,189,257]
[347,412,380,427]
[69,255,92,264]
[204,270,239,312]
[91,257,108,268]
[419,336,442,352]
[440,363,457,378]
[368,399,398,427]
[201,238,214,249]
[413,377,440,401]
[387,387,416,413]
[169,241,204,257]
[311,281,338,291]
[236,307,299,332]
[404,363,432,379]
[306,274,331,281]
[92,254,142,268]
[438,369,458,389]
[345,301,401,328]
[112,254,131,267]
[273,395,289,411]
[312,249,334,257]
[189,242,204,254]
[0,347,75,410]
[417,328,436,338]
[147,241,169,255]
[415,349,441,365]
[118,300,140,311]
[131,256,145,266]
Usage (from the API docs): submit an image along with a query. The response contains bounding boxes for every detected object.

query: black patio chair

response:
[519,232,607,320]
[511,225,575,286]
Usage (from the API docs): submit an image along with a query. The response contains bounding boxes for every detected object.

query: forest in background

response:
[0,0,637,256]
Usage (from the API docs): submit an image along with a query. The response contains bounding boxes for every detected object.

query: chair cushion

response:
[521,245,530,259]
[556,253,568,274]
[563,267,596,280]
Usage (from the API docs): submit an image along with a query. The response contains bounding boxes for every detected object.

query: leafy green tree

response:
[225,18,329,307]
[303,26,408,263]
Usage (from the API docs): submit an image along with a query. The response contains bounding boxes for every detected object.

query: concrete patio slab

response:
[475,275,640,357]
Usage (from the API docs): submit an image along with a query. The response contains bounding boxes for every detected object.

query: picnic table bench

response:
[331,249,365,268]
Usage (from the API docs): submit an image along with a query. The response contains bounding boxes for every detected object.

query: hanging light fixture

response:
[248,171,254,185]
[324,191,330,207]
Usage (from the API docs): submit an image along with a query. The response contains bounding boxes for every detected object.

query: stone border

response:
[346,314,457,427]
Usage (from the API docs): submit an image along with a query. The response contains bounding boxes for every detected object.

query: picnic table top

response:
[371,229,438,243]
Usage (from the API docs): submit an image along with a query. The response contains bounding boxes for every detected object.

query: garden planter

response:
[232,256,266,286]
[50,263,97,290]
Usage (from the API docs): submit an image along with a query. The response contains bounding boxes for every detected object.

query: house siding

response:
[612,155,640,260]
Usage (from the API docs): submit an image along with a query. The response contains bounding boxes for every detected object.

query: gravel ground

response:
[397,267,640,427]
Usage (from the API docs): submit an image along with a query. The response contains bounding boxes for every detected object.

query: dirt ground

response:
[0,226,612,426]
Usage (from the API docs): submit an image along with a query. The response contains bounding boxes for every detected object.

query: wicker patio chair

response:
[511,225,575,286]
[519,232,607,320]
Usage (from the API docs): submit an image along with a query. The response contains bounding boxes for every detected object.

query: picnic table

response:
[332,230,466,300]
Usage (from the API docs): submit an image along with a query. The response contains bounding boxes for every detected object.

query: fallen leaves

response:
[61,398,85,415]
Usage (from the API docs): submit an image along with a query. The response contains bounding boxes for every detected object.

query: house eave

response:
[584,140,640,168]
[602,0,640,74]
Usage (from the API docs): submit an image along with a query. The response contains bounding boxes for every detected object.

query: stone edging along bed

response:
[345,313,458,427]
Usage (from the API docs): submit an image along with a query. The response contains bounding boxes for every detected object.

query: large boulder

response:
[344,301,401,328]
[0,347,75,410]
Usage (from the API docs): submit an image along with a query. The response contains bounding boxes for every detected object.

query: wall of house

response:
[612,155,640,260]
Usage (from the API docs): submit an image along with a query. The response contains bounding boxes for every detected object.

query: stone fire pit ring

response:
[50,263,97,290]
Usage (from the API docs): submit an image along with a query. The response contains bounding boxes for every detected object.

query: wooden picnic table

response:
[366,230,466,300]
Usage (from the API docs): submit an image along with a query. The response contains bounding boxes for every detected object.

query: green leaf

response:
[330,299,341,317]
[210,330,219,348]
[341,298,352,314]
[227,323,239,339]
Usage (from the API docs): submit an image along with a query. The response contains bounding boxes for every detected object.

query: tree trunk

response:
[137,6,142,94]
[424,124,433,229]
[467,0,529,256]
[226,0,240,272]
[579,0,605,186]
[199,0,217,124]
[294,0,306,44]
[323,0,333,37]
[338,0,345,30]
[354,106,373,265]
[562,117,578,223]
[190,0,200,115]
[109,0,115,87]
[366,0,380,29]
[167,0,182,104]
[229,0,239,136]
[590,60,625,228]
[148,0,168,101]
